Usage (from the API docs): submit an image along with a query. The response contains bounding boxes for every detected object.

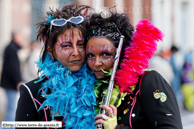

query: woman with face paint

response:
[15,5,97,129]
[86,8,183,129]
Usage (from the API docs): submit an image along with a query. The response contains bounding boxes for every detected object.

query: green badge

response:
[160,93,167,102]
[154,93,161,99]
[153,90,167,102]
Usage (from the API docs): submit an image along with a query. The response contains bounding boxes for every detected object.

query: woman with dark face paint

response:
[86,8,183,129]
[15,5,97,129]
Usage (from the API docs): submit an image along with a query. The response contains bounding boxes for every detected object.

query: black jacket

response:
[115,71,183,129]
[1,41,22,90]
[15,78,54,129]
[16,71,183,129]
[16,78,51,121]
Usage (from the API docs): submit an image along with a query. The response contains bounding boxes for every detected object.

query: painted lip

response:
[94,71,104,75]
[70,60,81,64]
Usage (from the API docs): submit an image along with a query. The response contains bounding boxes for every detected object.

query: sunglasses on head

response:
[50,16,84,32]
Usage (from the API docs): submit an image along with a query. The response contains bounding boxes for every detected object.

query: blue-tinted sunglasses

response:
[50,16,84,32]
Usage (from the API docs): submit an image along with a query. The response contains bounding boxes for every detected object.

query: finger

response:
[109,105,117,116]
[94,119,107,125]
[99,105,113,114]
[94,114,108,120]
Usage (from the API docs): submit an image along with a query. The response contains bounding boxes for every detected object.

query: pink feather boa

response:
[115,20,164,93]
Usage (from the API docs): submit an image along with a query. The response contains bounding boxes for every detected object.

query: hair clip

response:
[83,8,88,19]
[44,15,55,25]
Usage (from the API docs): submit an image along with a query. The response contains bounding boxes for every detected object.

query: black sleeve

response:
[140,70,183,129]
[115,125,133,129]
[15,84,38,121]
[7,49,22,85]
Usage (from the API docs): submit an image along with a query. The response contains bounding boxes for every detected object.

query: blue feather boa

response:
[36,54,96,129]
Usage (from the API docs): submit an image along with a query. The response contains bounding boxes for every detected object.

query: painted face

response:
[53,28,85,71]
[86,38,116,80]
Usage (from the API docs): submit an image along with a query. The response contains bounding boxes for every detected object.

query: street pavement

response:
[181,108,194,129]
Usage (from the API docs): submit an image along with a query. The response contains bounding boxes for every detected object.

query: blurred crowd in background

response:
[0,0,194,127]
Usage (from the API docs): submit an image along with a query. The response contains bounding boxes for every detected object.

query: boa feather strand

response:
[36,54,96,129]
[115,20,164,93]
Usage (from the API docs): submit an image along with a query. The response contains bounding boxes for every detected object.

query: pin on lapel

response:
[153,90,167,102]
[166,113,172,116]
[132,113,135,117]
[123,108,129,114]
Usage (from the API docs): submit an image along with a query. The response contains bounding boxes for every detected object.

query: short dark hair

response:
[170,45,178,52]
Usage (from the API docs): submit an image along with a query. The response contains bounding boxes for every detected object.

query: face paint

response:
[86,46,95,63]
[52,28,85,71]
[63,33,71,42]
[86,38,117,80]
[101,56,114,63]
[99,44,116,63]
[86,46,93,54]
[58,32,83,55]
[76,33,85,53]
[57,41,71,56]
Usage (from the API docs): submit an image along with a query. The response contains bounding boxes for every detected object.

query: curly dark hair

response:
[87,7,134,66]
[36,4,91,62]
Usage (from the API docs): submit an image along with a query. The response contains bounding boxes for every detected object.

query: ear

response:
[47,46,54,59]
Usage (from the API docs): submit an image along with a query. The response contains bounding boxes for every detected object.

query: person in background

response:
[22,41,41,81]
[169,45,182,104]
[149,51,174,85]
[0,30,24,124]
[86,8,183,129]
[181,51,194,110]
[0,87,7,122]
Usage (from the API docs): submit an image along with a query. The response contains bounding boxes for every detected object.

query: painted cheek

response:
[87,58,95,63]
[101,56,114,63]
[77,47,85,53]
[61,49,71,55]
[58,37,62,43]
[58,46,63,53]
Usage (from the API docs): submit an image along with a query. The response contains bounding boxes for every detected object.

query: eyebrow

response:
[99,44,115,54]
[77,39,84,42]
[86,46,93,54]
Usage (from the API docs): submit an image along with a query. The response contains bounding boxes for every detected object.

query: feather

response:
[115,20,164,93]
[35,53,97,129]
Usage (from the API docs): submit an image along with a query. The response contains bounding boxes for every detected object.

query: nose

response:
[72,47,79,56]
[94,57,102,67]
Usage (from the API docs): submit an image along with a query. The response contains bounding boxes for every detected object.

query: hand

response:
[94,105,117,128]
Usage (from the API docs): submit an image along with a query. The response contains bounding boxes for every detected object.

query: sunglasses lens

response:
[53,19,66,26]
[70,17,83,24]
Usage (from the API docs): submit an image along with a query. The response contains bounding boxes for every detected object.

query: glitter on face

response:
[86,38,117,80]
[57,38,72,56]
[77,34,85,53]
[57,32,85,55]
[87,44,116,64]
[86,46,93,55]
[99,44,116,62]
[101,56,114,63]
[86,46,95,63]
[53,28,85,72]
